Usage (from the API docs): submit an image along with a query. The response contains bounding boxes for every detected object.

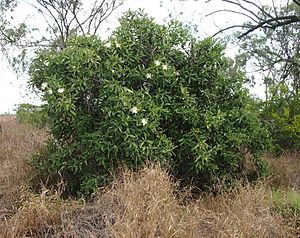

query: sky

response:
[0,0,276,114]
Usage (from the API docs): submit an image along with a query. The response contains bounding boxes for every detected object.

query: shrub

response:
[272,189,300,229]
[261,90,300,153]
[29,10,271,196]
[16,103,48,127]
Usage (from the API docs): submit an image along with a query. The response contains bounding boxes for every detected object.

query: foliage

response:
[229,2,300,98]
[0,0,124,72]
[16,103,48,128]
[261,91,300,153]
[30,10,271,196]
[228,2,300,153]
[272,189,300,227]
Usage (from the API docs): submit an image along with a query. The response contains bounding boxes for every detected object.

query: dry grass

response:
[0,118,299,237]
[266,152,300,190]
[90,167,298,237]
[1,189,78,238]
[266,152,300,234]
[0,117,48,227]
[54,165,297,237]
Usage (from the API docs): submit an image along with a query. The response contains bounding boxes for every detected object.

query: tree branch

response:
[212,24,251,37]
[203,9,259,23]
[238,15,300,38]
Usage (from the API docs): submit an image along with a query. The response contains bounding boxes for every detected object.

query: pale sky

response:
[0,0,277,114]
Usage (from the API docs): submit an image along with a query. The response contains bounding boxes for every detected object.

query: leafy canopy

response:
[30,10,270,196]
[234,2,300,153]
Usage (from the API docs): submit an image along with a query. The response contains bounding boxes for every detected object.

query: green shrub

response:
[16,103,48,127]
[29,10,271,196]
[261,88,300,153]
[272,189,300,227]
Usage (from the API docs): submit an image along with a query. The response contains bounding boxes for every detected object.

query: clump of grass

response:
[100,165,191,238]
[272,189,300,213]
[195,181,297,237]
[266,152,300,190]
[56,164,188,237]
[1,188,77,238]
[57,165,297,237]
[0,117,47,226]
[272,188,300,229]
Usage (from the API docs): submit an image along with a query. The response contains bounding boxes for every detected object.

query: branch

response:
[293,0,300,6]
[220,0,265,21]
[87,0,106,33]
[93,1,119,34]
[238,0,274,19]
[68,1,86,35]
[207,0,300,38]
[238,15,300,38]
[203,9,259,23]
[212,24,251,37]
[36,0,65,46]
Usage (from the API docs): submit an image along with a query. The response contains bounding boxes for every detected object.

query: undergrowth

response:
[0,117,299,237]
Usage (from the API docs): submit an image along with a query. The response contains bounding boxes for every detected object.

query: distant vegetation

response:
[231,2,300,154]
[15,103,48,128]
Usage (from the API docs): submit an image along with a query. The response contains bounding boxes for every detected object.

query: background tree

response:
[209,1,300,152]
[234,3,300,100]
[0,0,124,71]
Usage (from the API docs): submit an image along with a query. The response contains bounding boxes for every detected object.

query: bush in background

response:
[260,87,300,154]
[16,103,48,128]
[29,10,271,196]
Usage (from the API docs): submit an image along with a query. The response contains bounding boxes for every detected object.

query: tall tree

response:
[210,0,300,151]
[200,0,300,99]
[236,3,300,99]
[0,0,124,71]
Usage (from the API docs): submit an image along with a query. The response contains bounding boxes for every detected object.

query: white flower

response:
[174,71,179,76]
[130,106,138,114]
[105,41,111,48]
[146,73,152,79]
[48,89,53,94]
[162,64,168,70]
[41,82,48,90]
[115,42,121,48]
[57,88,65,93]
[141,118,148,126]
[44,61,49,66]
[154,60,161,66]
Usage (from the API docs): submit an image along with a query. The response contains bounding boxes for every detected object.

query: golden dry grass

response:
[266,152,300,190]
[92,167,297,238]
[0,117,48,230]
[49,165,298,237]
[0,118,299,237]
[0,115,16,122]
